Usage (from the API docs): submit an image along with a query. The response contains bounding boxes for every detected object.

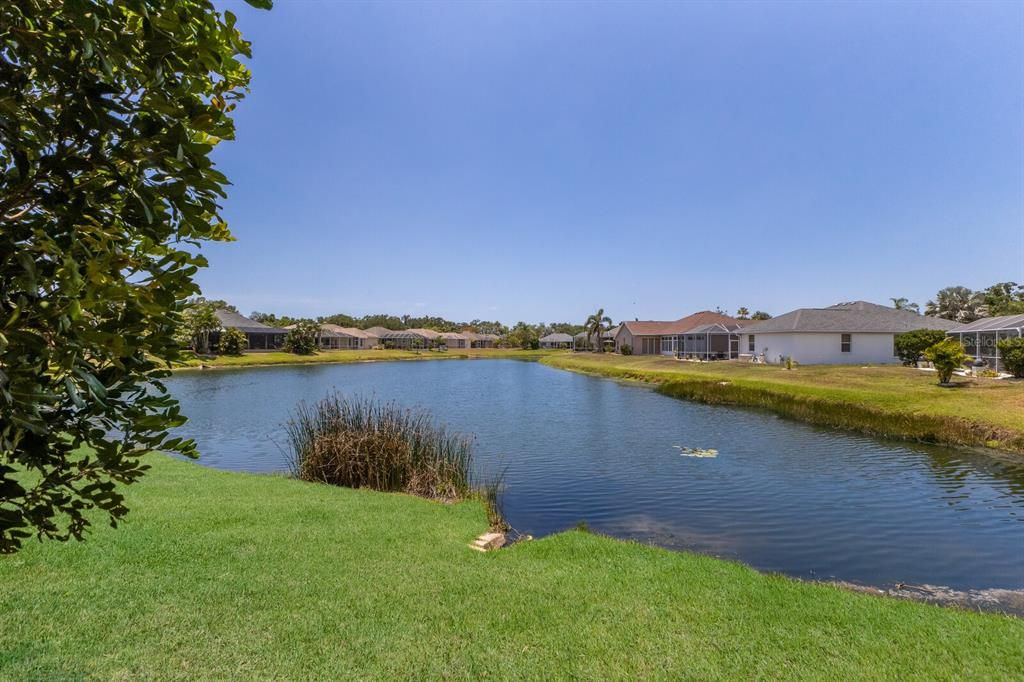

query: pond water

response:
[166,359,1024,593]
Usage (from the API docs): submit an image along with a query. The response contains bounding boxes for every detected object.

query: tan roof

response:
[620,311,739,337]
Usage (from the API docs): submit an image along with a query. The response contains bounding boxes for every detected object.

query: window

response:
[748,335,755,352]
[841,333,851,353]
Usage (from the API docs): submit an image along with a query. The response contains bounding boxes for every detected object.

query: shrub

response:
[286,394,474,501]
[219,328,247,355]
[923,338,972,385]
[996,337,1024,378]
[894,329,949,365]
[620,344,633,356]
[285,320,321,355]
[784,356,796,370]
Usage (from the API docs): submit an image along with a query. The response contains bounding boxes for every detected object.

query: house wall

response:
[616,328,663,354]
[746,332,898,365]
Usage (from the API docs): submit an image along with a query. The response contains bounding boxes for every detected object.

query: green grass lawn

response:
[1,456,1021,679]
[544,354,1024,453]
[176,347,561,369]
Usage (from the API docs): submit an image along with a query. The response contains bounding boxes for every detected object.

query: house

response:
[946,314,1024,373]
[738,301,959,365]
[539,332,574,349]
[614,311,739,356]
[463,331,500,348]
[439,332,469,349]
[211,309,286,351]
[380,328,441,349]
[317,324,376,350]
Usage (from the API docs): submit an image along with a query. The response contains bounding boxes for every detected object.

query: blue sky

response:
[202,0,1023,324]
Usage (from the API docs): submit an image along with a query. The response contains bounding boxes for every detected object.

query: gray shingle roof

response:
[540,333,574,343]
[950,314,1024,333]
[739,301,960,334]
[215,309,285,334]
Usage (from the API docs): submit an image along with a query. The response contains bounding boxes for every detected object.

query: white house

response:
[738,301,959,365]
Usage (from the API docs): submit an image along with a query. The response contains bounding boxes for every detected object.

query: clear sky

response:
[202,0,1024,324]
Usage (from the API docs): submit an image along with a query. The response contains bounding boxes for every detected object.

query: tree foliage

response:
[925,286,986,322]
[284,320,320,355]
[585,308,612,353]
[979,282,1024,317]
[893,329,947,366]
[219,327,247,356]
[890,297,920,313]
[995,337,1024,378]
[0,0,268,552]
[174,301,220,354]
[750,311,772,321]
[923,338,971,385]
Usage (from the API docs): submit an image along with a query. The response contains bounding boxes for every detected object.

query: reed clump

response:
[287,394,477,501]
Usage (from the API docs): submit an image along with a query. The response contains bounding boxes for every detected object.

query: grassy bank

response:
[543,354,1024,453]
[1,456,1020,679]
[175,347,560,369]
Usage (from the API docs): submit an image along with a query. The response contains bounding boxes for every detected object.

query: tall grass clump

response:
[286,393,478,502]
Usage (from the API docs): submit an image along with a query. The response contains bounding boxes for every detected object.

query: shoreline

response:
[3,455,1019,678]
[168,349,1023,455]
[542,354,1024,456]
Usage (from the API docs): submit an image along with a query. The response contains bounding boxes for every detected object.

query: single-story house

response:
[463,331,500,348]
[316,324,377,350]
[614,311,739,356]
[738,301,959,365]
[946,314,1024,373]
[439,332,470,349]
[539,332,574,349]
[211,309,286,351]
[380,328,441,350]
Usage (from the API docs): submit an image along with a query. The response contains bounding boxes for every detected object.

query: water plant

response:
[287,394,488,504]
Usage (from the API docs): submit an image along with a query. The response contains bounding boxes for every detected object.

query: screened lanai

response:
[947,314,1024,373]
[675,323,742,360]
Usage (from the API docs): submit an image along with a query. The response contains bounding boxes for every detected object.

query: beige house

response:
[614,311,739,355]
[463,331,500,348]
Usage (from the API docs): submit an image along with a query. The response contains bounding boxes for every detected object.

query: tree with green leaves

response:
[980,282,1024,317]
[219,327,247,356]
[735,307,750,320]
[174,301,220,354]
[923,338,971,385]
[585,308,613,353]
[995,337,1024,378]
[890,297,920,313]
[925,286,986,322]
[750,311,772,321]
[893,329,947,366]
[0,0,269,552]
[284,320,321,355]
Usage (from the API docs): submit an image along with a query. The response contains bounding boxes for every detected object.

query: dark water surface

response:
[166,359,1024,592]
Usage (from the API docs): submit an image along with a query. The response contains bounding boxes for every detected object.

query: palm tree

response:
[735,307,750,320]
[925,286,986,322]
[890,297,920,313]
[585,308,612,353]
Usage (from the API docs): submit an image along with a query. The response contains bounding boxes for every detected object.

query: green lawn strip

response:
[543,354,1024,453]
[174,348,562,370]
[1,456,1020,679]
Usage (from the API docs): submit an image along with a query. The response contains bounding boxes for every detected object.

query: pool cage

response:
[947,314,1024,373]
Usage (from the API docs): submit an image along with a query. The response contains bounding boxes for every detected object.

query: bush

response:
[286,394,473,500]
[219,328,247,355]
[285,320,321,355]
[894,329,948,366]
[923,338,972,385]
[996,337,1024,377]
[620,344,633,356]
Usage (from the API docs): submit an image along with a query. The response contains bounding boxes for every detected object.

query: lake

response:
[166,359,1024,594]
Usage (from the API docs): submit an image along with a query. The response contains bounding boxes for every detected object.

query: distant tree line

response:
[890,282,1024,323]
